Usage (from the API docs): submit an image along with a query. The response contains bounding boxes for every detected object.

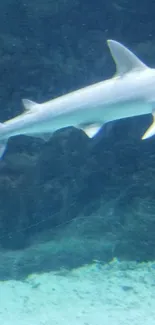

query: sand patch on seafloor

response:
[0,259,155,325]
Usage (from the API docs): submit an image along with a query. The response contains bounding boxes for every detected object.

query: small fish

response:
[0,39,154,158]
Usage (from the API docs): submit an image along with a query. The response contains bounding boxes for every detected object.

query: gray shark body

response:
[0,39,155,158]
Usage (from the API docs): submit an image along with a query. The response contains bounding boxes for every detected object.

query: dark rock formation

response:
[0,114,155,280]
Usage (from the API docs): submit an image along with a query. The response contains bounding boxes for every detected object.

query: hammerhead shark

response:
[0,39,154,158]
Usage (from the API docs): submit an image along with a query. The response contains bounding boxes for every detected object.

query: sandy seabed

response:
[0,259,155,325]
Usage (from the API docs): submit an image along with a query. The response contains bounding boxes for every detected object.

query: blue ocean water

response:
[0,0,155,324]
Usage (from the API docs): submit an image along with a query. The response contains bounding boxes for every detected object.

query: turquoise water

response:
[0,0,155,323]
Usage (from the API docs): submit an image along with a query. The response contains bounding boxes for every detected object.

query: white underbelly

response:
[102,100,152,122]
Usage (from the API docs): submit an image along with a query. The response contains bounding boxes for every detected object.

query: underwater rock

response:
[0,116,155,270]
[0,127,91,249]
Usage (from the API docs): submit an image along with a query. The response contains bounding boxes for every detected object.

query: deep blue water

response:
[0,0,154,284]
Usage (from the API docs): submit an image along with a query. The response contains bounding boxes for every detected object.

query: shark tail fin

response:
[0,123,7,159]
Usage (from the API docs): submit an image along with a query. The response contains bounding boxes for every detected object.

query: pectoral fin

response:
[80,123,102,138]
[142,112,155,140]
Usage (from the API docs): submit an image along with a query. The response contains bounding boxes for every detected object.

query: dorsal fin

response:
[107,40,148,76]
[22,99,40,112]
